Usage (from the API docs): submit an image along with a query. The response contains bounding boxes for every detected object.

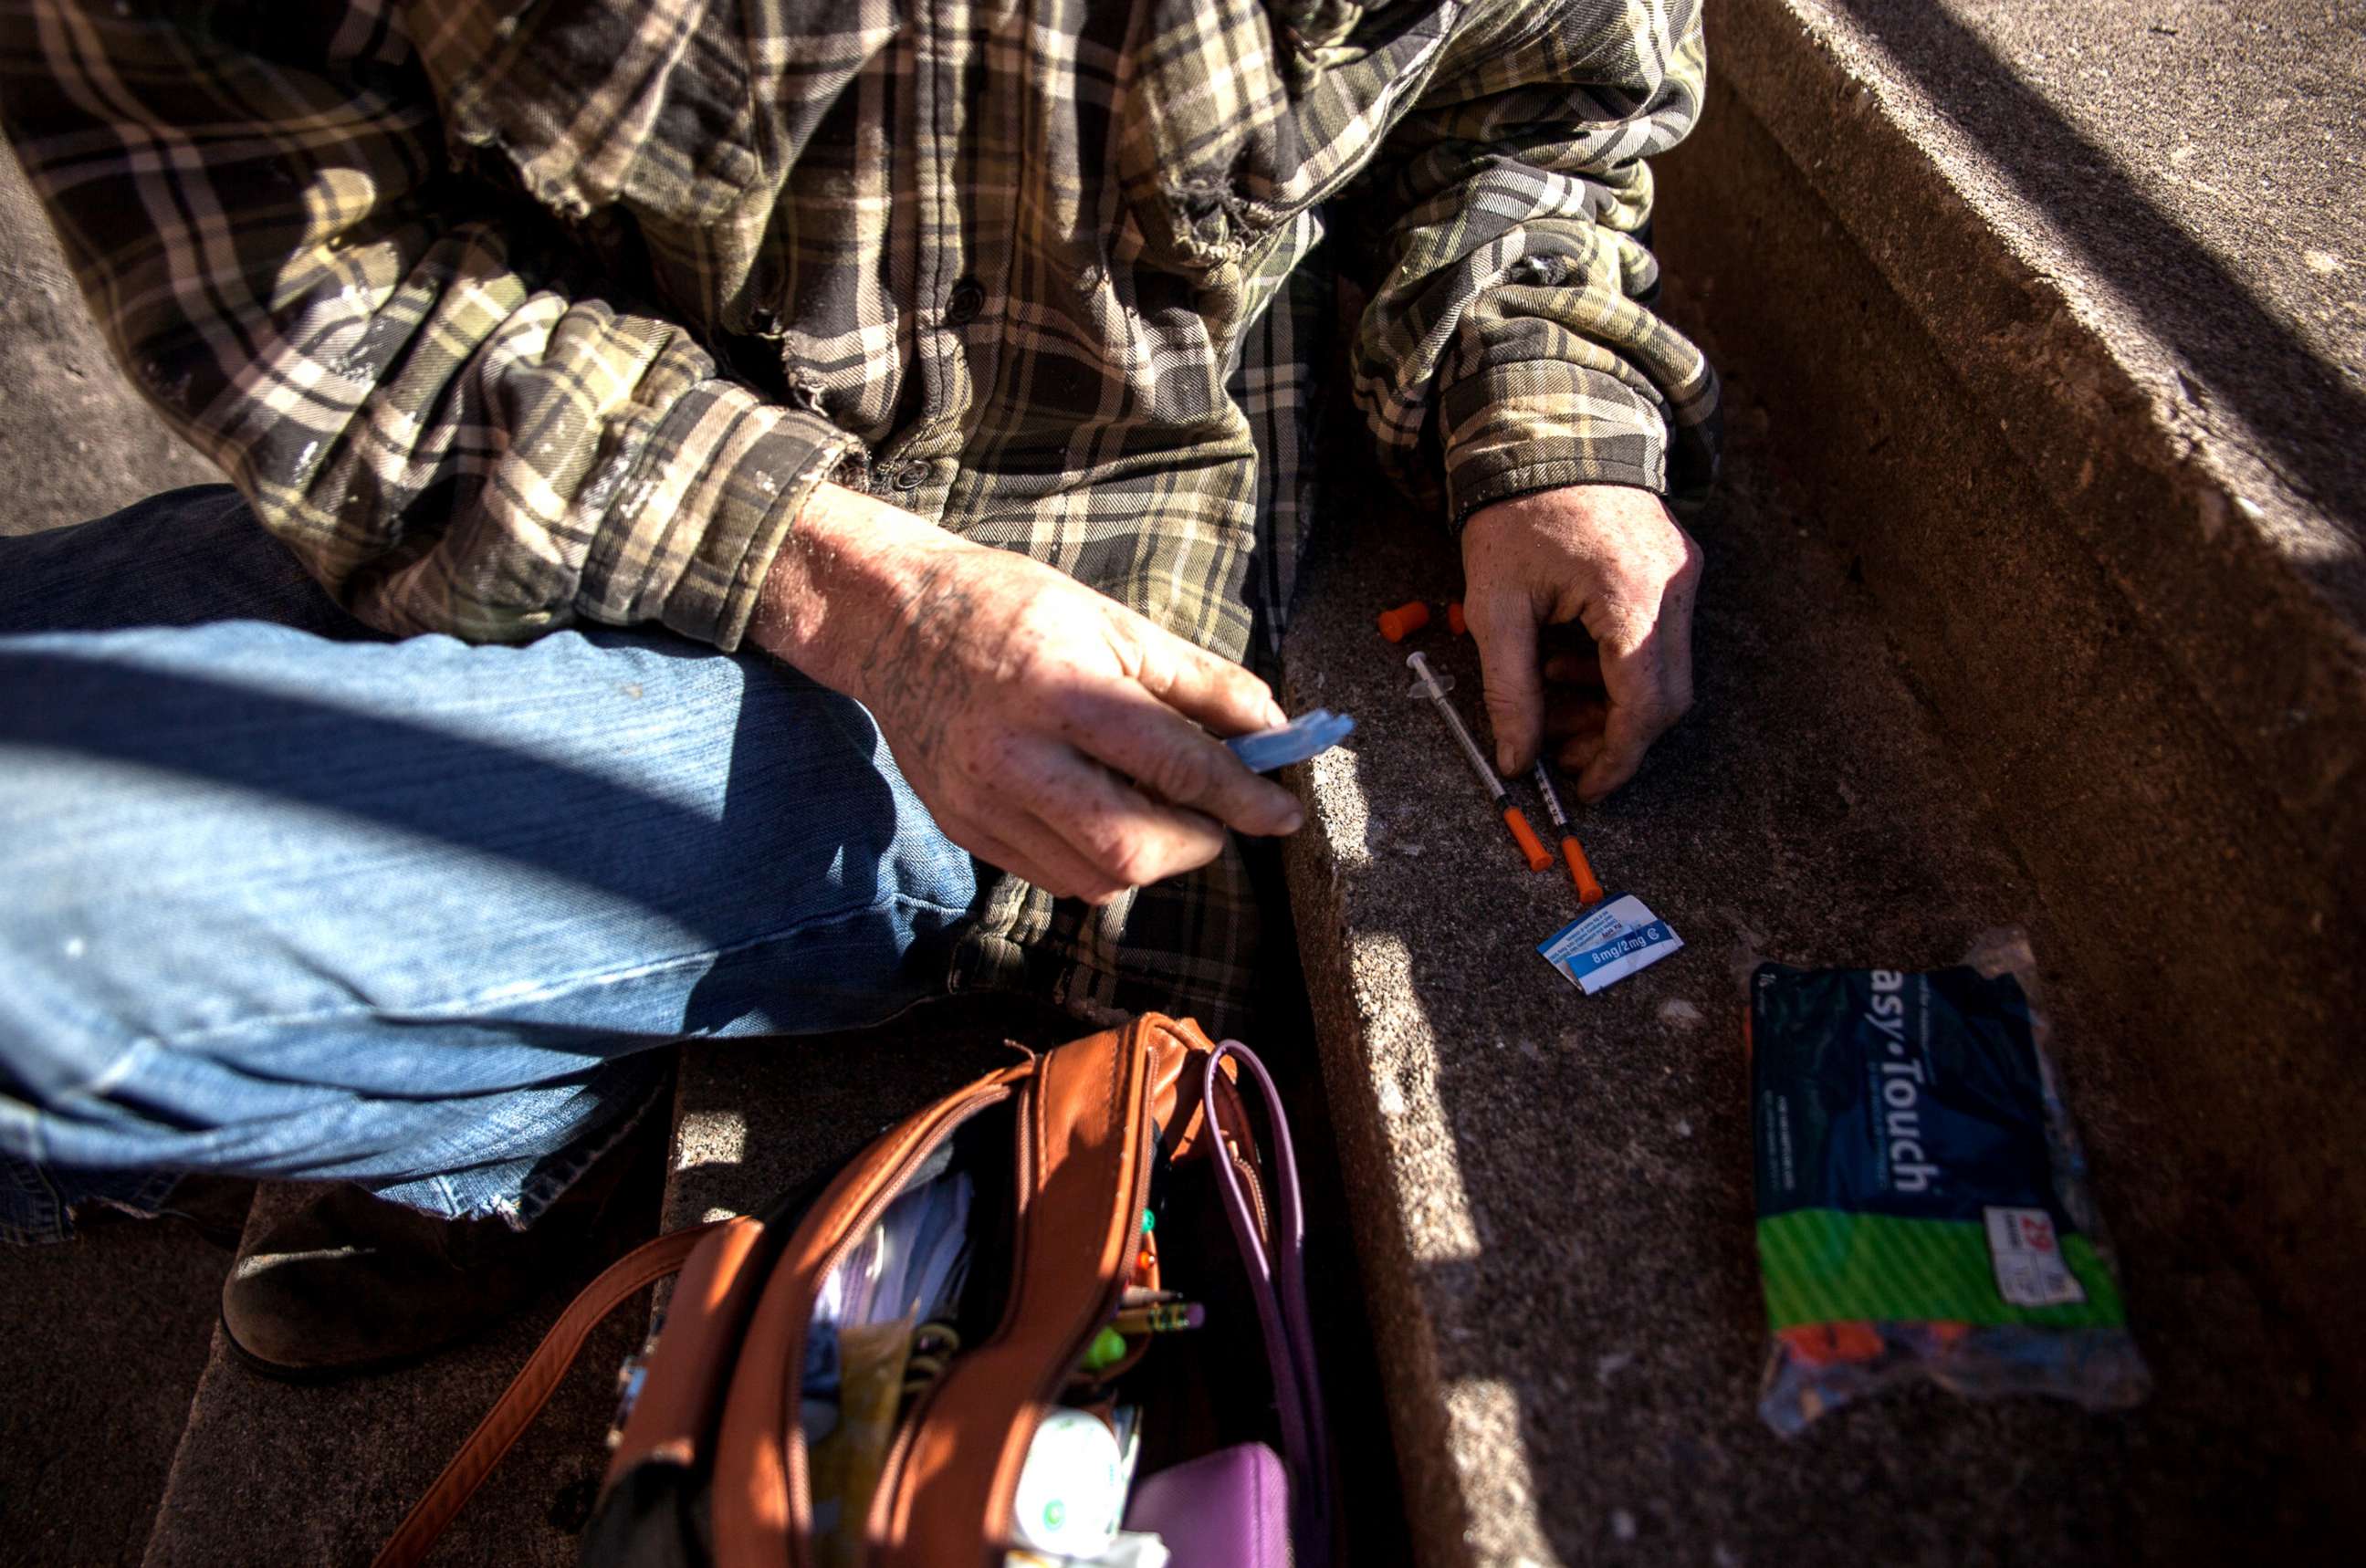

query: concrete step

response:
[658,1009,1048,1233]
[1277,371,2342,1563]
[1656,0,2366,1469]
[0,1203,241,1567]
[13,3,2362,1561]
[138,1146,665,1568]
[1254,2,2358,1559]
[0,143,257,1568]
[0,149,216,540]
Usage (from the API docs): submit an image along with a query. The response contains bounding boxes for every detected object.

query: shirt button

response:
[891,460,927,492]
[944,277,986,326]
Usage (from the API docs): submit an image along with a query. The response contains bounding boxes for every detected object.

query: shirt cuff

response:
[1439,356,1671,528]
[579,380,862,651]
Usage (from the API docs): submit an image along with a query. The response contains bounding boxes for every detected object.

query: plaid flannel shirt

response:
[1,0,1718,1032]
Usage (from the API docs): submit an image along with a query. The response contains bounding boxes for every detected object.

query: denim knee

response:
[0,611,978,1220]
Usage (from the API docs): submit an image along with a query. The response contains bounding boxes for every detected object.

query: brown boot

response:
[219,1145,641,1382]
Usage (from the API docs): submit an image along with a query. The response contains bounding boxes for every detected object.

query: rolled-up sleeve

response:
[1346,0,1721,525]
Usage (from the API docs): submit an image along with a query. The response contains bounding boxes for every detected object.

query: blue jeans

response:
[0,488,978,1243]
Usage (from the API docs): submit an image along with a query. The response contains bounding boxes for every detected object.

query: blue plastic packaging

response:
[1224,709,1355,773]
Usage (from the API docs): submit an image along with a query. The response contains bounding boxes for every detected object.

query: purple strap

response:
[1203,1040,1334,1567]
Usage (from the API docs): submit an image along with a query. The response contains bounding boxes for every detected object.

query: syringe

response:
[1531,759,1606,905]
[1405,652,1552,873]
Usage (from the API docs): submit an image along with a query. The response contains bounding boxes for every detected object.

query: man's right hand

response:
[748,481,1303,904]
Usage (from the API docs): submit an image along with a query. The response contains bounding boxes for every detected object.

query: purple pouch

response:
[1124,1443,1292,1568]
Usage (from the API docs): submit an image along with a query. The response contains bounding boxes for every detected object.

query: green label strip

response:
[1758,1207,2126,1330]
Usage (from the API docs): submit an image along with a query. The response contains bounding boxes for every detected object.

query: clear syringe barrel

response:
[1530,758,1572,829]
[1405,652,1505,800]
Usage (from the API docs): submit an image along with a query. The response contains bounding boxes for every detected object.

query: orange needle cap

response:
[1562,836,1605,904]
[1503,807,1552,872]
[1376,601,1430,642]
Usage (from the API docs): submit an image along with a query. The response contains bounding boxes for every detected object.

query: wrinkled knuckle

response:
[1102,838,1158,891]
[998,640,1046,693]
[1482,699,1525,735]
[1463,596,1512,641]
[1150,743,1223,807]
[1097,614,1154,684]
[1220,664,1272,711]
[1676,540,1706,587]
[1627,548,1677,591]
[1011,630,1085,700]
[1075,821,1143,886]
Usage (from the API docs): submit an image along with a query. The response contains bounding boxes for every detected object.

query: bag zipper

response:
[783,1082,1014,1568]
[859,1087,1158,1562]
[852,1084,1042,1560]
[988,1103,1155,1546]
[1226,1141,1272,1246]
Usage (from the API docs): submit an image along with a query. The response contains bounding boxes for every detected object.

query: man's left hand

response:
[1459,484,1702,802]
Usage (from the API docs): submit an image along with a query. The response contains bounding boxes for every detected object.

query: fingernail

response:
[1279,807,1305,833]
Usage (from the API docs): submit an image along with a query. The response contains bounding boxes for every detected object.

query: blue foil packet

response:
[1224,708,1356,773]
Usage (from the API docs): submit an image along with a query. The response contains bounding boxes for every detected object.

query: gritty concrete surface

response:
[1676,0,2366,928]
[0,148,216,539]
[1658,0,2366,1474]
[662,1003,1062,1232]
[1700,0,2366,601]
[141,1124,666,1568]
[1830,0,2365,511]
[1279,394,2343,1562]
[0,1215,238,1568]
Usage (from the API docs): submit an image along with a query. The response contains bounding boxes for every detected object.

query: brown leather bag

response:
[373,1013,1334,1568]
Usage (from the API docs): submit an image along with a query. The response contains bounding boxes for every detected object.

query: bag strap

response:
[1205,1040,1335,1566]
[372,1222,725,1568]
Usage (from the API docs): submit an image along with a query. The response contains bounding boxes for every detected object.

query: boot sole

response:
[217,1306,487,1386]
